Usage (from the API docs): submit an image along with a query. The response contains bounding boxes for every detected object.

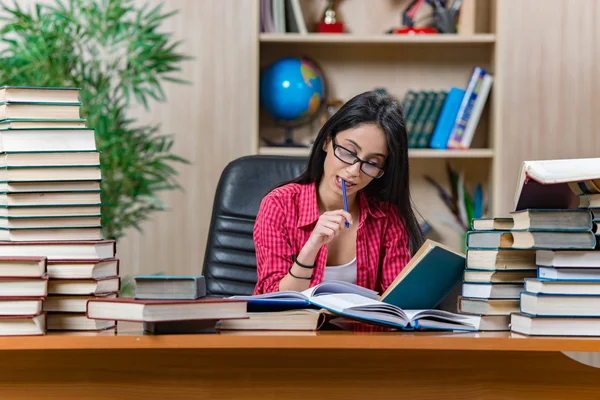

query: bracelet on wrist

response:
[292,254,316,269]
[288,265,312,280]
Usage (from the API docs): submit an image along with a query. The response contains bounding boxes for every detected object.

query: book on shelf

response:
[134,275,206,300]
[446,67,493,150]
[429,87,465,149]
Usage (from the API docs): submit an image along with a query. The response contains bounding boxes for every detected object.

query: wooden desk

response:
[1,323,600,399]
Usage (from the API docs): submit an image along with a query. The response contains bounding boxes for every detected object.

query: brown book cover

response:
[86,297,248,323]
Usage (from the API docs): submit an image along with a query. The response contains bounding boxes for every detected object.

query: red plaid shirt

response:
[253,182,411,294]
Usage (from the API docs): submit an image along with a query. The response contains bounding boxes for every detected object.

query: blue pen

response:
[342,179,350,228]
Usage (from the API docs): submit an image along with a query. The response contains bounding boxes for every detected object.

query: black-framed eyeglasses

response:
[331,136,385,179]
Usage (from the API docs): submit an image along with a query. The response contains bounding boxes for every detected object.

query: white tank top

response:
[322,257,357,284]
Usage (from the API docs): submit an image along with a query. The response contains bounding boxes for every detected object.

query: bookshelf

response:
[255,0,498,250]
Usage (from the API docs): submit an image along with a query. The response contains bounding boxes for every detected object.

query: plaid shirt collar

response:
[296,182,386,228]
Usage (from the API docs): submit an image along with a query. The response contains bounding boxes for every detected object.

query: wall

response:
[494,0,600,215]
[119,0,259,276]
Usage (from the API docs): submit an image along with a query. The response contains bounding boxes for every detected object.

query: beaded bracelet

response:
[292,254,316,269]
[288,265,312,280]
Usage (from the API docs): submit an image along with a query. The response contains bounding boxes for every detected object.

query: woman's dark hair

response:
[285,90,424,254]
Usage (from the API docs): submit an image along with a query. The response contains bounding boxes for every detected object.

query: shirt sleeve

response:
[253,193,294,294]
[378,204,411,292]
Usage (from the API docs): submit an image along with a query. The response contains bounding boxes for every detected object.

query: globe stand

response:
[263,127,309,148]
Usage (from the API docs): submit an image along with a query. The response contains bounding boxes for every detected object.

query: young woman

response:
[253,90,424,295]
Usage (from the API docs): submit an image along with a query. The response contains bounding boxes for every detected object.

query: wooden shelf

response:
[258,147,494,159]
[259,33,496,45]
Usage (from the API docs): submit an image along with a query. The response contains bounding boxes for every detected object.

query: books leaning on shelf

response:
[401,66,493,150]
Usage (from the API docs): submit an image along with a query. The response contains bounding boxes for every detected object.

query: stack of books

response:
[0,85,120,333]
[0,256,48,335]
[85,275,249,333]
[465,158,600,336]
[510,177,600,336]
[463,209,594,331]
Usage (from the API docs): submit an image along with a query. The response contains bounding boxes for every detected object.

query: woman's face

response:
[322,124,388,197]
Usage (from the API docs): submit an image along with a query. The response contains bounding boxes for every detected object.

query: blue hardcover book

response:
[379,239,466,310]
[134,275,206,300]
[520,291,600,317]
[429,87,465,149]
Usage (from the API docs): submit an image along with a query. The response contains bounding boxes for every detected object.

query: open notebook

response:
[231,280,478,331]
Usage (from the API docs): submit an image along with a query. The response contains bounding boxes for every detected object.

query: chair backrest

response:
[202,154,308,296]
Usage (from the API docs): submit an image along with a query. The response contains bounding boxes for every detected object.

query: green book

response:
[400,90,417,117]
[417,90,448,148]
[379,239,466,310]
[404,91,427,143]
[409,91,437,148]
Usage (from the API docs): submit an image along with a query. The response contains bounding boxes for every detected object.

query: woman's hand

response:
[306,210,353,250]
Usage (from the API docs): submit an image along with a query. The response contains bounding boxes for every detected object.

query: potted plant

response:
[0,0,191,241]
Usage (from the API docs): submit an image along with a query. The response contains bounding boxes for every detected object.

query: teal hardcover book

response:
[379,239,466,310]
[134,275,206,300]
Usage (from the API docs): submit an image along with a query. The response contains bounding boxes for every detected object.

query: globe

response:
[260,57,326,124]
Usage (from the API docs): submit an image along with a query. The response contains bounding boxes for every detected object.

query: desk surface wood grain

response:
[3,322,600,352]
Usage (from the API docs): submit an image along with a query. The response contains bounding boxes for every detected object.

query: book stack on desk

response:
[509,176,600,336]
[85,275,249,334]
[0,86,121,333]
[462,217,538,331]
[0,256,48,335]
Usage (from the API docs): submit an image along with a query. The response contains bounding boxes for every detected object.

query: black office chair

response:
[202,154,308,297]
